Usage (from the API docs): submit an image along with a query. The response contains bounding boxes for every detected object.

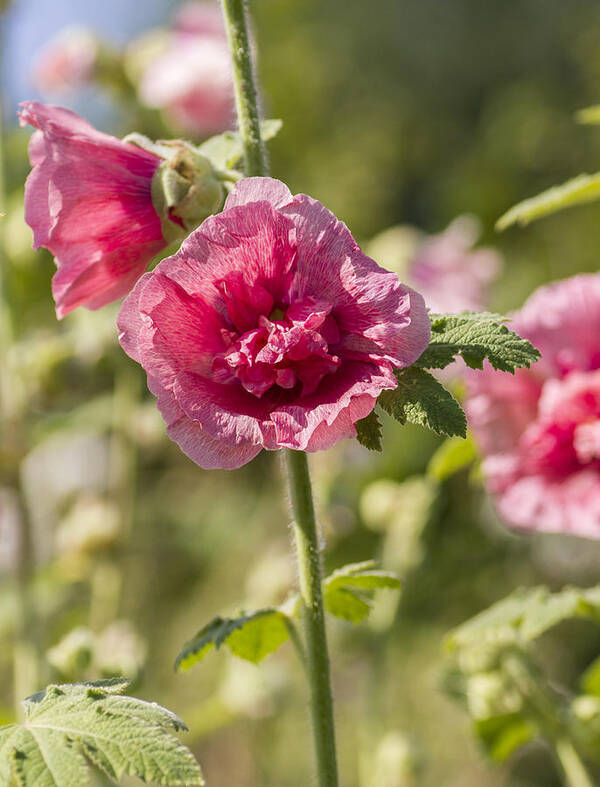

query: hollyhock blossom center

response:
[213,296,341,398]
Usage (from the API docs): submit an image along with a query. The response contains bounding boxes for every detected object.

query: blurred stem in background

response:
[220,1,339,783]
[0,18,41,712]
[89,357,140,633]
[504,653,595,787]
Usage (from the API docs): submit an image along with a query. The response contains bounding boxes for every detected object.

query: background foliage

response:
[3,0,600,784]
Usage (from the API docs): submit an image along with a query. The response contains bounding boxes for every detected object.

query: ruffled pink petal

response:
[19,101,164,317]
[280,194,430,368]
[224,177,293,210]
[150,201,296,312]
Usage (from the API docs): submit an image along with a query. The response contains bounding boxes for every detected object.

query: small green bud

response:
[151,143,225,242]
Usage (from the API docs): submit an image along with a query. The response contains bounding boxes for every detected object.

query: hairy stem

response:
[285,449,339,787]
[220,0,267,177]
[219,3,339,782]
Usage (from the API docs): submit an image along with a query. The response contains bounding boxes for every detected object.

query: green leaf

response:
[198,120,283,170]
[496,172,600,230]
[581,657,600,698]
[378,367,467,439]
[576,105,600,125]
[175,609,290,670]
[355,410,383,451]
[323,561,401,623]
[416,312,540,373]
[474,713,536,761]
[0,679,203,786]
[427,435,476,481]
[447,585,600,651]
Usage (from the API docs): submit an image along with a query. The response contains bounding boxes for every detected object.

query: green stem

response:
[220,0,267,176]
[554,738,595,787]
[285,449,339,787]
[219,3,339,782]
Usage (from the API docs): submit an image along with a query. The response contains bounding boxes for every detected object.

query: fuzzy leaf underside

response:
[0,679,203,787]
[447,585,600,651]
[355,410,383,451]
[416,312,540,373]
[175,609,290,670]
[378,367,467,439]
[496,172,600,230]
[198,120,283,169]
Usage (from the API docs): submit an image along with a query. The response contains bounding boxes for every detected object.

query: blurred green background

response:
[2,1,600,784]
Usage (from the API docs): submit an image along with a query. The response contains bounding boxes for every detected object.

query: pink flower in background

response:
[408,217,502,313]
[118,177,430,469]
[174,1,225,36]
[19,101,167,318]
[137,2,233,137]
[32,26,98,95]
[465,274,600,538]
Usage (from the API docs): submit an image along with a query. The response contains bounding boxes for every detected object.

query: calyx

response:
[124,133,227,242]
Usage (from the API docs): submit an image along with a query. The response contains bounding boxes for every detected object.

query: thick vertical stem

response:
[220,0,267,177]
[219,3,339,782]
[285,449,339,787]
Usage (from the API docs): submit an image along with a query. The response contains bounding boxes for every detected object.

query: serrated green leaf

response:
[416,312,540,373]
[0,680,203,787]
[447,585,600,652]
[175,609,290,670]
[378,367,467,438]
[474,713,536,761]
[576,105,600,125]
[496,172,600,230]
[355,410,383,451]
[427,435,476,481]
[322,562,401,624]
[198,120,283,170]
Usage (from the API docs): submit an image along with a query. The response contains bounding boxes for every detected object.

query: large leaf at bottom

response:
[0,678,203,786]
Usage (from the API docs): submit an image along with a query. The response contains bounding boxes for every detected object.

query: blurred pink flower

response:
[137,2,233,137]
[32,26,98,95]
[408,217,502,313]
[174,1,225,36]
[465,274,600,538]
[19,101,166,318]
[118,177,430,469]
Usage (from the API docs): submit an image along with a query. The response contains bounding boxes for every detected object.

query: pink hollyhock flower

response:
[408,217,502,313]
[137,2,233,137]
[118,177,431,469]
[19,102,171,318]
[32,26,98,95]
[465,274,600,538]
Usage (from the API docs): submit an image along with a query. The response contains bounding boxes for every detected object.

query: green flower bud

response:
[124,133,227,242]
